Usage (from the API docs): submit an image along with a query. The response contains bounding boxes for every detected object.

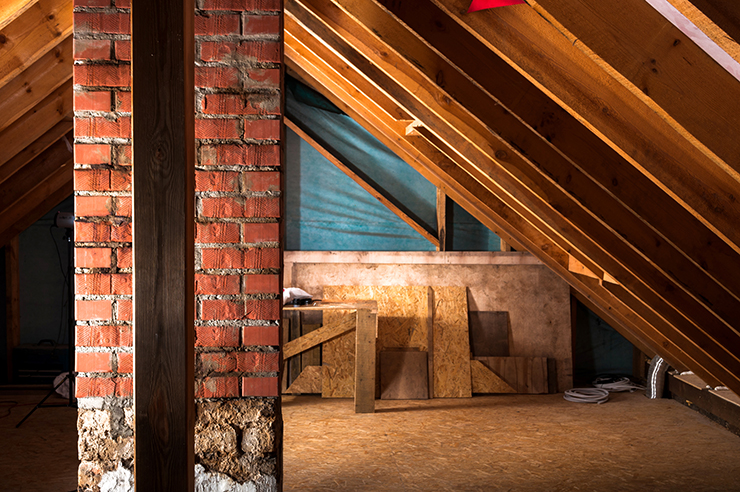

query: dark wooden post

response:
[131,0,195,489]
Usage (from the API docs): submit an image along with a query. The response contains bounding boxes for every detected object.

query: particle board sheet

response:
[470,359,516,394]
[432,286,472,398]
[322,309,356,398]
[285,366,322,394]
[475,356,548,394]
[380,350,429,400]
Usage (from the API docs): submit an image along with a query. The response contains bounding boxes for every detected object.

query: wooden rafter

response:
[284,0,740,393]
[0,120,72,185]
[435,188,451,251]
[285,117,439,248]
[0,0,37,31]
[664,0,740,66]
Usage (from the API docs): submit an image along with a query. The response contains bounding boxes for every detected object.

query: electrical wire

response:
[563,388,609,404]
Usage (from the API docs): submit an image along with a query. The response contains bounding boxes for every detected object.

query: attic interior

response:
[2,0,740,490]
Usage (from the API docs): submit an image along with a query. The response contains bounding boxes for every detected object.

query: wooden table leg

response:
[354,308,376,413]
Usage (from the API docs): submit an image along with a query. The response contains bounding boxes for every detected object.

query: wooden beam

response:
[285,117,439,247]
[354,307,376,413]
[0,122,72,185]
[0,0,37,32]
[0,0,72,89]
[0,34,72,133]
[132,0,195,488]
[435,188,452,251]
[0,79,72,167]
[283,313,355,359]
[664,0,740,66]
[5,236,20,382]
[431,0,740,255]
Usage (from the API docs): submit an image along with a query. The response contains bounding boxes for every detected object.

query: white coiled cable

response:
[563,388,610,404]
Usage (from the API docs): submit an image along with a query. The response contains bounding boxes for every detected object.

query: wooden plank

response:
[476,357,549,394]
[288,310,301,385]
[380,349,429,400]
[285,365,322,394]
[469,311,509,358]
[0,123,72,185]
[664,0,740,66]
[0,0,37,32]
[436,188,452,251]
[131,0,194,488]
[281,317,290,393]
[321,309,356,398]
[0,0,73,89]
[285,117,438,247]
[0,34,71,134]
[426,286,434,398]
[0,79,72,167]
[470,359,516,394]
[5,236,20,382]
[283,313,356,359]
[432,286,472,398]
[355,307,376,413]
[300,322,322,370]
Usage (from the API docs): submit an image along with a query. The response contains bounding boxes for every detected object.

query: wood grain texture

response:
[436,188,452,252]
[322,309,355,398]
[132,0,195,489]
[475,357,548,394]
[470,360,515,394]
[5,236,20,381]
[355,308,376,412]
[469,311,509,358]
[301,322,322,369]
[380,350,429,400]
[0,122,71,186]
[0,0,37,32]
[285,366,323,394]
[432,286,471,398]
[283,313,355,359]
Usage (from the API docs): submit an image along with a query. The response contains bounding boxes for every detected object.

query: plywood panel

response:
[380,350,429,400]
[470,360,516,394]
[432,286,472,398]
[476,357,548,394]
[285,366,322,394]
[322,309,355,398]
[469,311,509,357]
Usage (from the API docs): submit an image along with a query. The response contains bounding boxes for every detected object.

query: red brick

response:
[76,352,113,373]
[76,325,132,347]
[201,299,244,320]
[74,0,110,6]
[76,273,111,295]
[75,116,131,139]
[116,377,133,397]
[201,144,280,166]
[201,0,280,10]
[200,352,237,373]
[236,352,278,372]
[196,222,240,243]
[195,170,239,192]
[75,144,111,165]
[195,274,240,295]
[242,325,279,346]
[114,40,131,61]
[76,247,112,268]
[201,93,279,116]
[75,169,110,191]
[195,118,240,139]
[241,376,278,397]
[243,222,279,243]
[74,12,131,34]
[195,326,239,347]
[75,91,112,112]
[74,39,111,60]
[196,377,239,398]
[195,13,240,35]
[117,353,133,373]
[238,42,280,63]
[243,274,279,294]
[117,247,132,268]
[244,299,280,320]
[116,92,131,112]
[77,300,112,320]
[243,171,280,192]
[76,196,113,216]
[74,64,130,87]
[201,247,280,269]
[117,300,132,321]
[111,222,132,242]
[199,41,237,62]
[111,274,132,295]
[116,196,132,216]
[194,66,239,88]
[110,170,131,191]
[116,145,132,166]
[242,15,280,35]
[75,376,115,398]
[116,0,130,7]
[75,222,111,242]
[243,119,280,140]
[201,196,280,218]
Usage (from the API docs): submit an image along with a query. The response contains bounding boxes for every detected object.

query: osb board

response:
[475,356,548,394]
[285,366,323,394]
[432,286,472,398]
[470,360,515,394]
[380,350,429,400]
[469,311,509,357]
[322,309,356,398]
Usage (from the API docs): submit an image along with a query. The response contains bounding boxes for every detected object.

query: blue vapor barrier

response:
[284,76,500,251]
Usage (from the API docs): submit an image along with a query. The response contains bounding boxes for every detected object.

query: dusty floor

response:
[283,392,740,492]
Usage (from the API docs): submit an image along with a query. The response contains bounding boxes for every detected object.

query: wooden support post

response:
[354,308,376,413]
[436,188,452,251]
[5,236,19,382]
[426,286,434,398]
[131,0,194,489]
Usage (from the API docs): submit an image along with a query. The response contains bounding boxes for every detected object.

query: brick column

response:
[73,0,283,490]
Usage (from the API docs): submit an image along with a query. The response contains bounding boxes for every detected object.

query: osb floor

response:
[283,392,740,492]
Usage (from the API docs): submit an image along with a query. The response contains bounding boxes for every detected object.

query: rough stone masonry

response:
[73,0,283,490]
